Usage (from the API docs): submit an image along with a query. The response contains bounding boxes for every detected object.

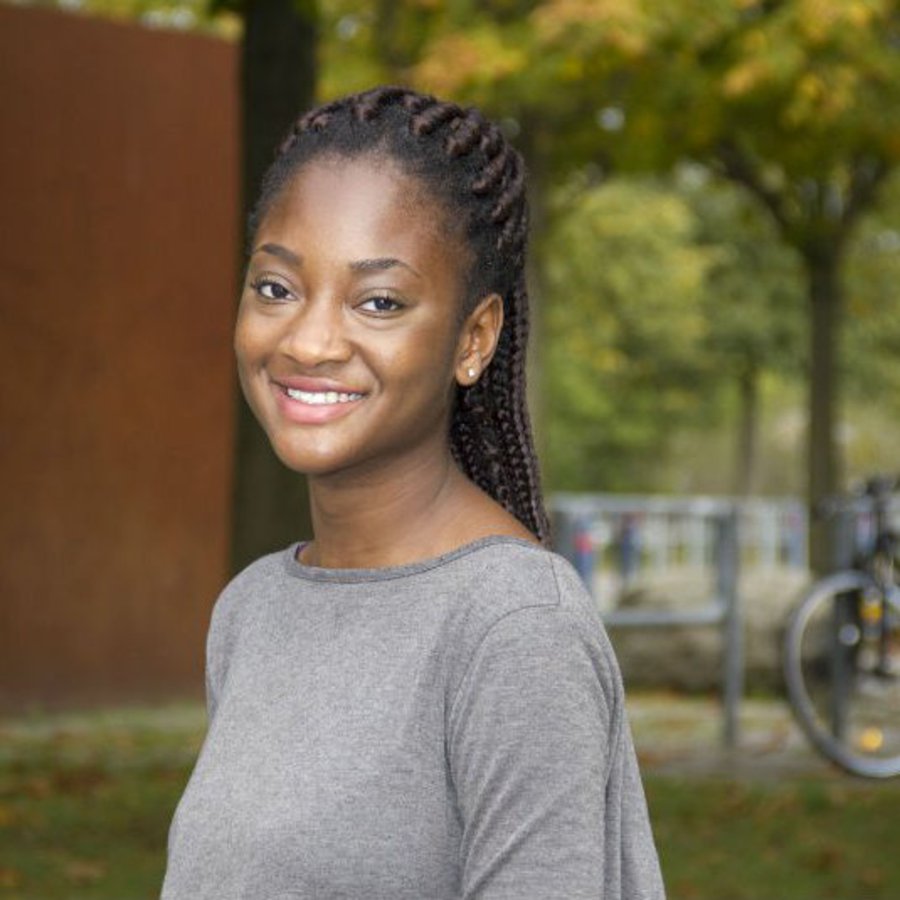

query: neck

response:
[304,438,474,569]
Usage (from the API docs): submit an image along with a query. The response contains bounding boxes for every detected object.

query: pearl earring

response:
[467,367,477,379]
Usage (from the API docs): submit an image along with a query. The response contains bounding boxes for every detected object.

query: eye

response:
[358,295,405,314]
[250,277,292,302]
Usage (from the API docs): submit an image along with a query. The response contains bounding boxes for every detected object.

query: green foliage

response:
[542,177,719,490]
[210,0,318,18]
[844,172,900,411]
[31,0,238,35]
[679,169,806,381]
[318,0,392,97]
[411,0,900,185]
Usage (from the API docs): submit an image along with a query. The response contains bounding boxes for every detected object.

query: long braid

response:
[251,86,551,544]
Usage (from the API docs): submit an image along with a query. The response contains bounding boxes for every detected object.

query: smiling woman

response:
[161,86,665,900]
[235,154,478,484]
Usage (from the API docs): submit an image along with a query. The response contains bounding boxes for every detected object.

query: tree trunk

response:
[734,364,758,497]
[520,120,552,464]
[805,249,844,573]
[231,0,318,574]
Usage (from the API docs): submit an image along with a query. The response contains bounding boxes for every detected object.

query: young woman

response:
[162,86,665,900]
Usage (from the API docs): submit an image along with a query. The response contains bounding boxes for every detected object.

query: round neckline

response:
[283,534,542,584]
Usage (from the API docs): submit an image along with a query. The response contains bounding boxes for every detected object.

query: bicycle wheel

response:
[784,570,900,778]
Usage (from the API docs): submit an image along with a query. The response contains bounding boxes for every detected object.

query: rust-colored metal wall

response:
[0,6,239,710]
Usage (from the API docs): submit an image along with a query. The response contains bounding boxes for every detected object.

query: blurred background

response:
[1,1,899,897]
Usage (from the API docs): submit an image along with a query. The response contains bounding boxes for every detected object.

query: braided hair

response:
[250,86,550,544]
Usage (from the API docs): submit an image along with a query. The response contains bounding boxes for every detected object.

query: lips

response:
[269,375,368,425]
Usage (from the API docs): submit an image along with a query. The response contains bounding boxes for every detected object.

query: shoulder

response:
[443,538,621,702]
[447,536,601,634]
[206,545,293,638]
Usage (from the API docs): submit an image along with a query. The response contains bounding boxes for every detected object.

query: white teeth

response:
[285,388,363,404]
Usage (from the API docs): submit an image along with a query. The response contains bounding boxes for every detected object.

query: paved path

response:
[626,692,840,780]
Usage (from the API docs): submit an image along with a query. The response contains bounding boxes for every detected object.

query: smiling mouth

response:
[284,387,365,405]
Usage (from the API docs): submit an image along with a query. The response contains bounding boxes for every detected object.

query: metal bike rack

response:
[827,507,865,743]
[552,494,745,749]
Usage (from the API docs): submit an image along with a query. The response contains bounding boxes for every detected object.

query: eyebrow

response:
[254,242,301,266]
[252,244,421,280]
[349,257,422,279]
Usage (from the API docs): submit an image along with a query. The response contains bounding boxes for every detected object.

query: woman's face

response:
[235,154,474,479]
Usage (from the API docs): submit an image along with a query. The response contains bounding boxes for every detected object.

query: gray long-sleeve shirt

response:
[162,536,665,899]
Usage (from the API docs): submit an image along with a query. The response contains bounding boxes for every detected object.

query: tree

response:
[411,0,900,567]
[541,176,718,490]
[844,172,900,414]
[225,0,319,572]
[680,171,805,494]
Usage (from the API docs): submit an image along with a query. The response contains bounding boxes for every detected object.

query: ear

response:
[455,293,504,387]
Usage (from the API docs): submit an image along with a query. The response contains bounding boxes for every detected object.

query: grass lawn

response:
[0,704,202,899]
[2,700,899,899]
[646,775,899,899]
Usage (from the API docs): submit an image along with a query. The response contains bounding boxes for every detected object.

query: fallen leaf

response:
[63,858,107,884]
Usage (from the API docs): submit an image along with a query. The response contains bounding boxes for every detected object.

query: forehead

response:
[258,154,461,264]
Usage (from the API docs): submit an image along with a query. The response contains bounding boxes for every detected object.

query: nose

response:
[277,295,352,368]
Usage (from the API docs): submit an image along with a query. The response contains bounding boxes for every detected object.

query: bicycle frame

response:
[784,474,900,777]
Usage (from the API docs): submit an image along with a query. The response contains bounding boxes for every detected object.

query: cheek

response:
[383,327,458,394]
[233,307,266,370]
[232,313,277,413]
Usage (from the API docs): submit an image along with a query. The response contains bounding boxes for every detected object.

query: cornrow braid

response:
[250,86,551,544]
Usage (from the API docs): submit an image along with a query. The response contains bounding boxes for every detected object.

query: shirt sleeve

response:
[203,588,234,724]
[447,602,664,900]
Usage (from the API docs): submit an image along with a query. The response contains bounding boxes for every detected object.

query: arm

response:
[448,603,664,900]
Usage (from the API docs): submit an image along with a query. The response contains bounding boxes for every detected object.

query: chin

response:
[267,435,362,479]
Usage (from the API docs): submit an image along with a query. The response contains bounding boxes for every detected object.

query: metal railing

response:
[552,494,807,748]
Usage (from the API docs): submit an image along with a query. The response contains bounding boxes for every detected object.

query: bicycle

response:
[783,475,900,778]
